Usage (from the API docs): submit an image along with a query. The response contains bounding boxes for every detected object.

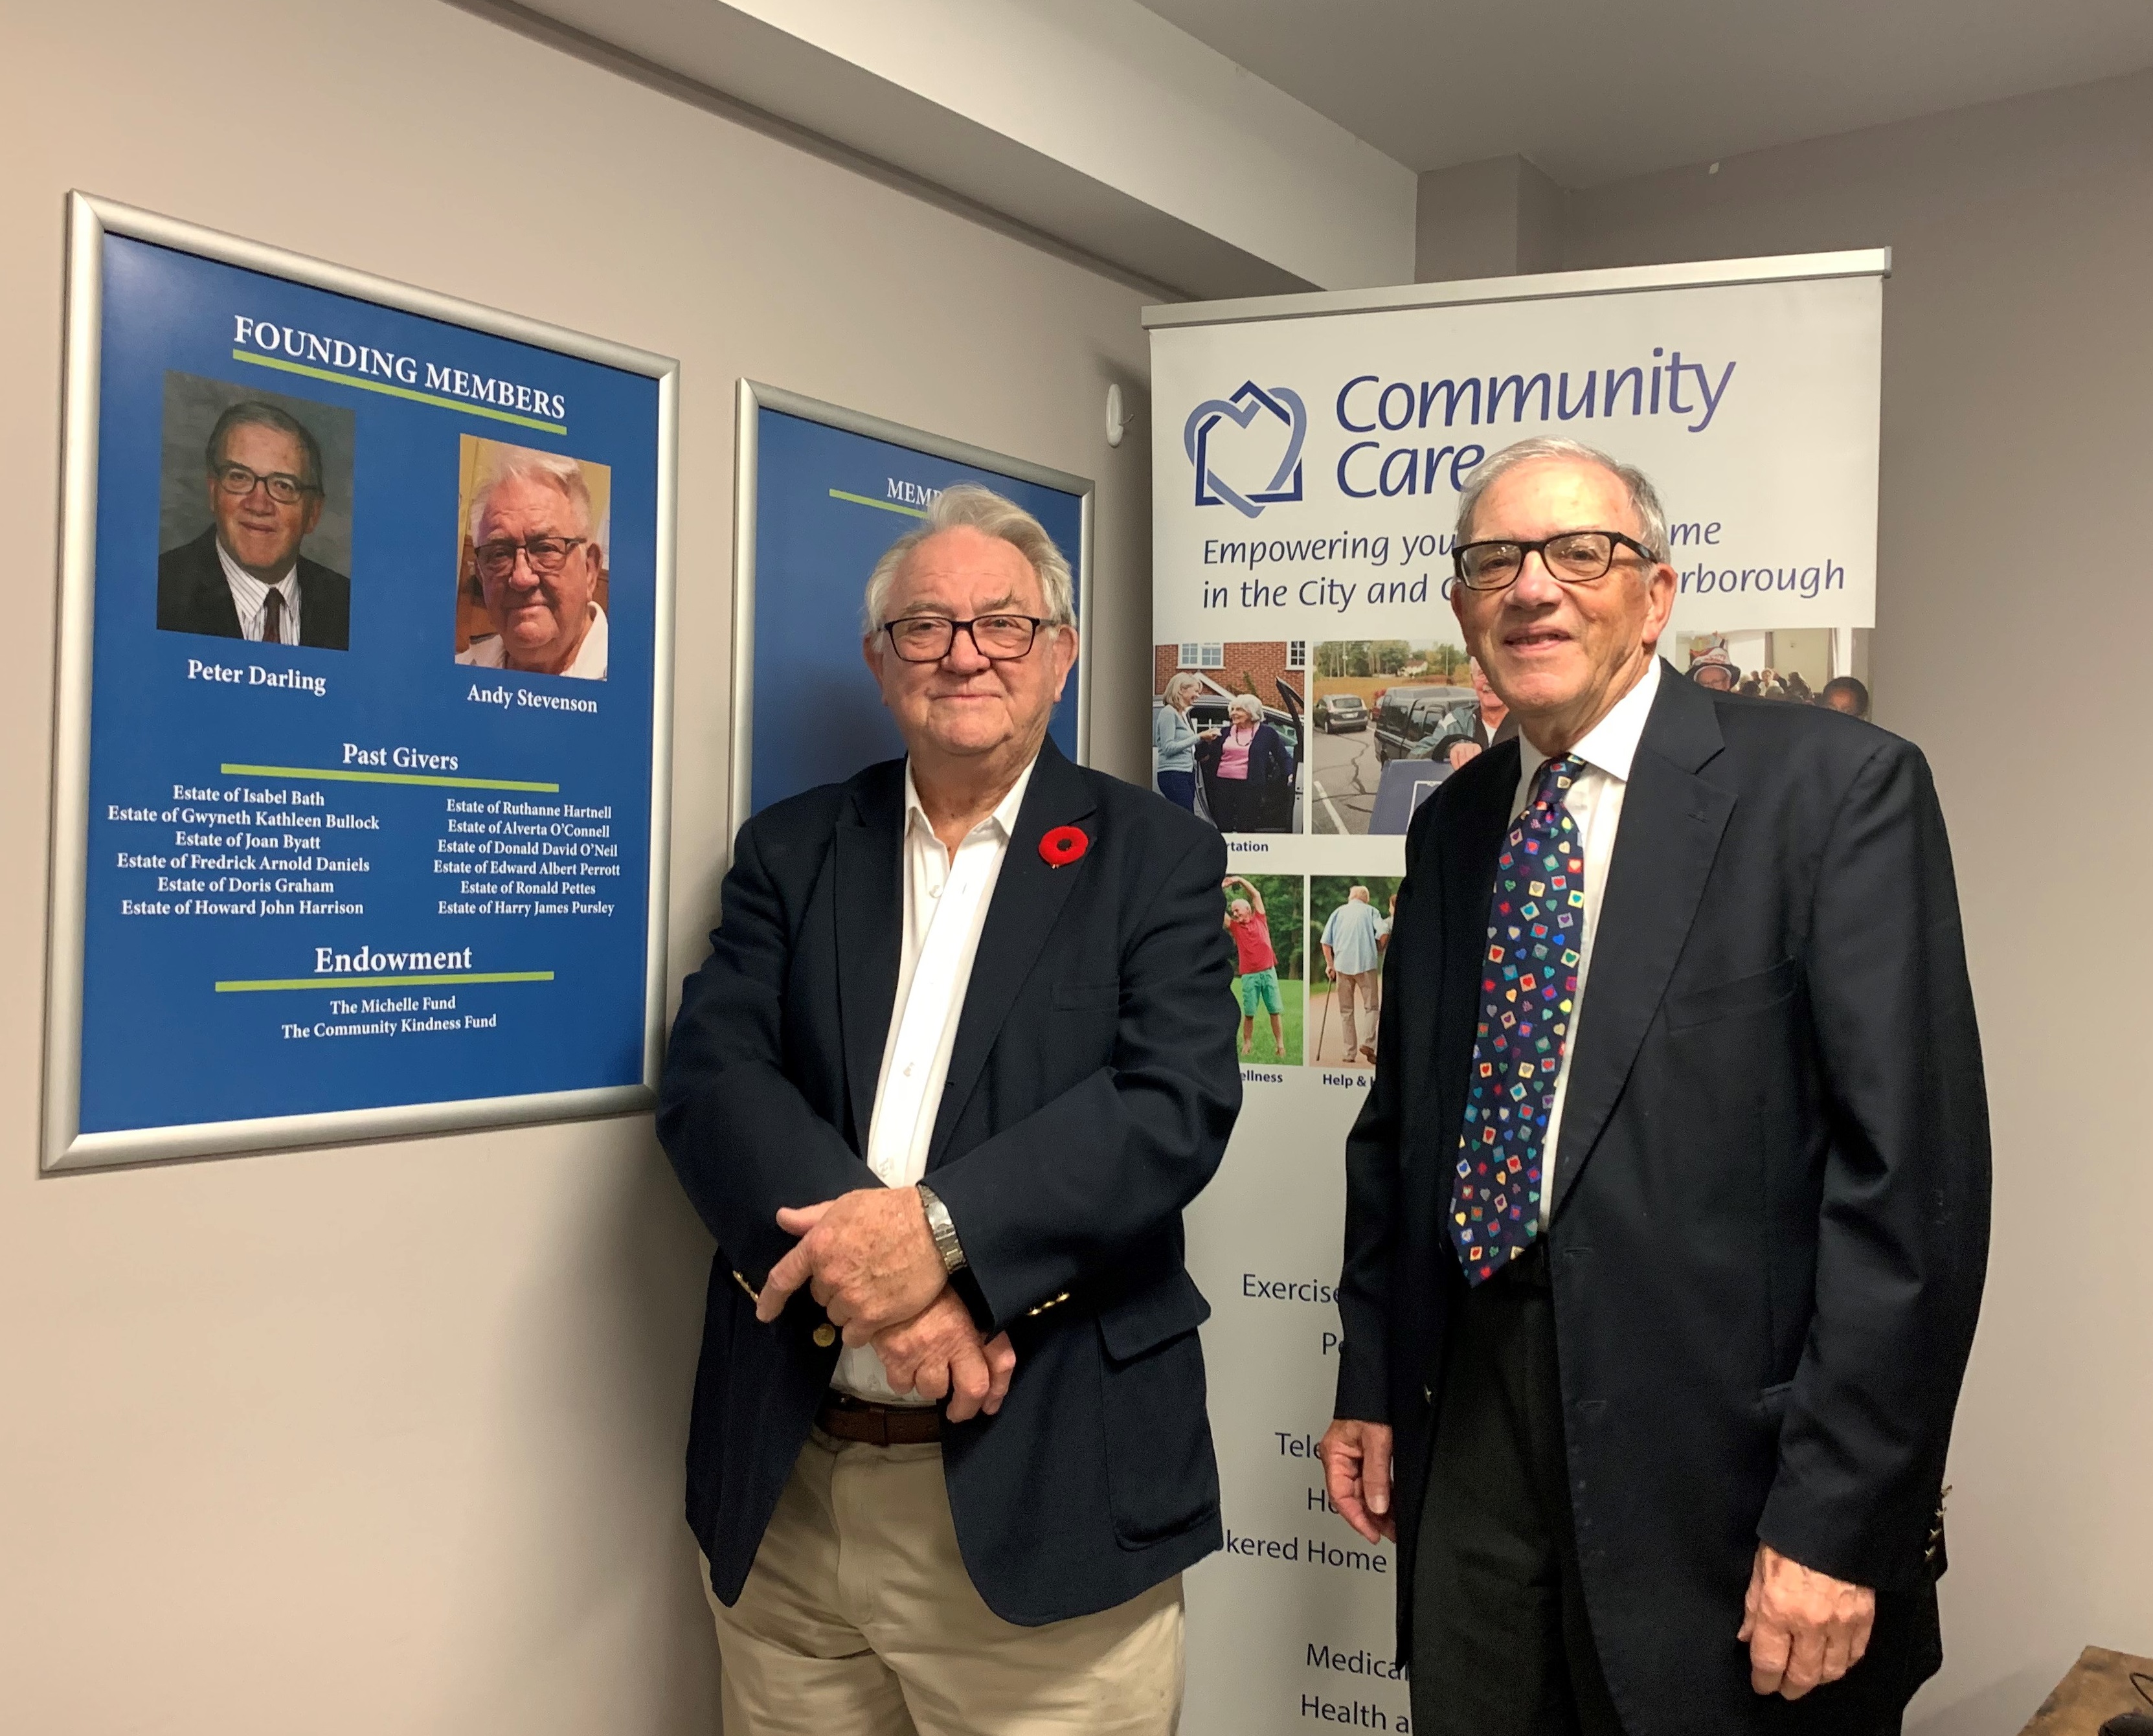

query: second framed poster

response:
[730,381,1093,832]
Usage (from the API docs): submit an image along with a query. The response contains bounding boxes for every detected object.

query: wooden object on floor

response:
[2018,1647,2153,1735]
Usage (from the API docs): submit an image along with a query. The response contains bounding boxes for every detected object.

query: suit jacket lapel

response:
[190,532,245,637]
[927,741,1096,1169]
[833,761,905,1153]
[1549,665,1732,1220]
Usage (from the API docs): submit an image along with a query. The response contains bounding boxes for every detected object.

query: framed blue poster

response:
[41,194,677,1171]
[729,381,1092,833]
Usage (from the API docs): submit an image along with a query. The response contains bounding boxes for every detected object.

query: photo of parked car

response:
[1313,693,1368,733]
[1371,683,1477,766]
[1310,639,1474,835]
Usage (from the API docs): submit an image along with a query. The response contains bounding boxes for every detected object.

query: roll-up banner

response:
[1145,252,1887,1734]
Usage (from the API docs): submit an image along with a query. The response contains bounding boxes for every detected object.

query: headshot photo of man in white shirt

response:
[455,443,610,682]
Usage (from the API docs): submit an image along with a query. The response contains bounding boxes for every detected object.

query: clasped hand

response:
[754,1186,1015,1421]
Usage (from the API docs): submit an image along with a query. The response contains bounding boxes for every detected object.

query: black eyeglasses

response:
[213,462,317,505]
[474,536,588,581]
[1452,530,1656,591]
[882,614,1049,662]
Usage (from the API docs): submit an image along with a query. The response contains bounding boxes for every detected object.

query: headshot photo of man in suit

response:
[657,484,1241,1735]
[156,398,351,649]
[1320,436,1991,1736]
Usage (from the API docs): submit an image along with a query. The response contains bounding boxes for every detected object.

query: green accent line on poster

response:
[220,762,561,793]
[829,488,926,519]
[215,971,556,993]
[231,348,570,435]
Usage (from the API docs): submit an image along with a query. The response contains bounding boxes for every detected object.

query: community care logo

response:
[1184,381,1307,518]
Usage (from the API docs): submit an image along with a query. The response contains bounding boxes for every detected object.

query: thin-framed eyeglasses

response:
[1452,530,1656,592]
[881,614,1050,663]
[474,536,588,581]
[213,462,317,505]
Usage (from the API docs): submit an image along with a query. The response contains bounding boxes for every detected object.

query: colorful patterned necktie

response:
[1450,753,1586,1285]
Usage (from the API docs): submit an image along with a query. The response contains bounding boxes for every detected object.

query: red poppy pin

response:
[1039,824,1090,868]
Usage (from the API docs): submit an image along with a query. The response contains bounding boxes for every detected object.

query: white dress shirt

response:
[457,603,609,679]
[832,755,1038,1403]
[1509,657,1660,1227]
[214,538,300,645]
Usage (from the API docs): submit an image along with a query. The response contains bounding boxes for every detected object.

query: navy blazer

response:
[1336,665,1991,1733]
[658,740,1243,1624]
[156,526,351,650]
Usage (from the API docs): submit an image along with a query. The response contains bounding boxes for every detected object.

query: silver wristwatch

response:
[917,1182,967,1274]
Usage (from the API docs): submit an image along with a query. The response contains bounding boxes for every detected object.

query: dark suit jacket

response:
[156,527,351,650]
[1336,665,1990,1733]
[658,740,1243,1625]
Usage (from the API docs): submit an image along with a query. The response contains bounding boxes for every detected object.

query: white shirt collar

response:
[1518,655,1662,787]
[564,603,607,677]
[902,752,1039,846]
[214,536,297,596]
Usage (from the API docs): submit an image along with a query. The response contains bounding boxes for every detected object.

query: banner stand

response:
[1146,251,1888,1733]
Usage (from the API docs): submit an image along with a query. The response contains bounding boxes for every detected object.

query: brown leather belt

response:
[817,1392,943,1445]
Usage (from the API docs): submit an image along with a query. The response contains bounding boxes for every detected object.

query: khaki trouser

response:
[1336,968,1379,1059]
[706,1428,1184,1735]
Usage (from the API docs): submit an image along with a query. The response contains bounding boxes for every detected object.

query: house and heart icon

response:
[1183,381,1307,518]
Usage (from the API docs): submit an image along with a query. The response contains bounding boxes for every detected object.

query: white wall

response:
[1562,67,2153,1735]
[0,1,1155,1728]
[507,0,1418,296]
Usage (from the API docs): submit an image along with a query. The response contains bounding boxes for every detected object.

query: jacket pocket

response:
[1096,1271,1219,1545]
[1665,958,1798,1030]
[1052,980,1121,1011]
[1099,1267,1212,1358]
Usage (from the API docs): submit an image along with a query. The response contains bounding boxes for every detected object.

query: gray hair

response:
[1455,437,1671,566]
[469,447,594,543]
[206,400,324,493]
[1163,671,1205,706]
[1226,691,1265,723]
[861,483,1076,633]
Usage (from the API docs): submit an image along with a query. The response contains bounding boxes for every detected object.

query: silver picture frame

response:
[728,379,1095,842]
[41,192,679,1173]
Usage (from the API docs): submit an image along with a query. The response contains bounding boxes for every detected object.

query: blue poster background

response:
[748,407,1083,814]
[78,234,661,1134]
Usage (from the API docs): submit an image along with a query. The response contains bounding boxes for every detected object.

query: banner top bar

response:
[1141,247,1891,332]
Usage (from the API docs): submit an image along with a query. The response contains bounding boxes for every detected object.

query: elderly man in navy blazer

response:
[1320,438,1990,1736]
[659,484,1241,1735]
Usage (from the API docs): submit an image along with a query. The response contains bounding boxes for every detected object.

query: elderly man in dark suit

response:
[659,484,1240,1735]
[1320,437,1990,1736]
[157,400,350,650]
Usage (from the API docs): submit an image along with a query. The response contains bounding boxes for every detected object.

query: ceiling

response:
[1129,0,2153,186]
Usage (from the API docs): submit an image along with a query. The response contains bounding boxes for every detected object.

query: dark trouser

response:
[1412,1250,1906,1736]
[1412,1246,1625,1736]
[1206,774,1254,832]
[1156,768,1197,811]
